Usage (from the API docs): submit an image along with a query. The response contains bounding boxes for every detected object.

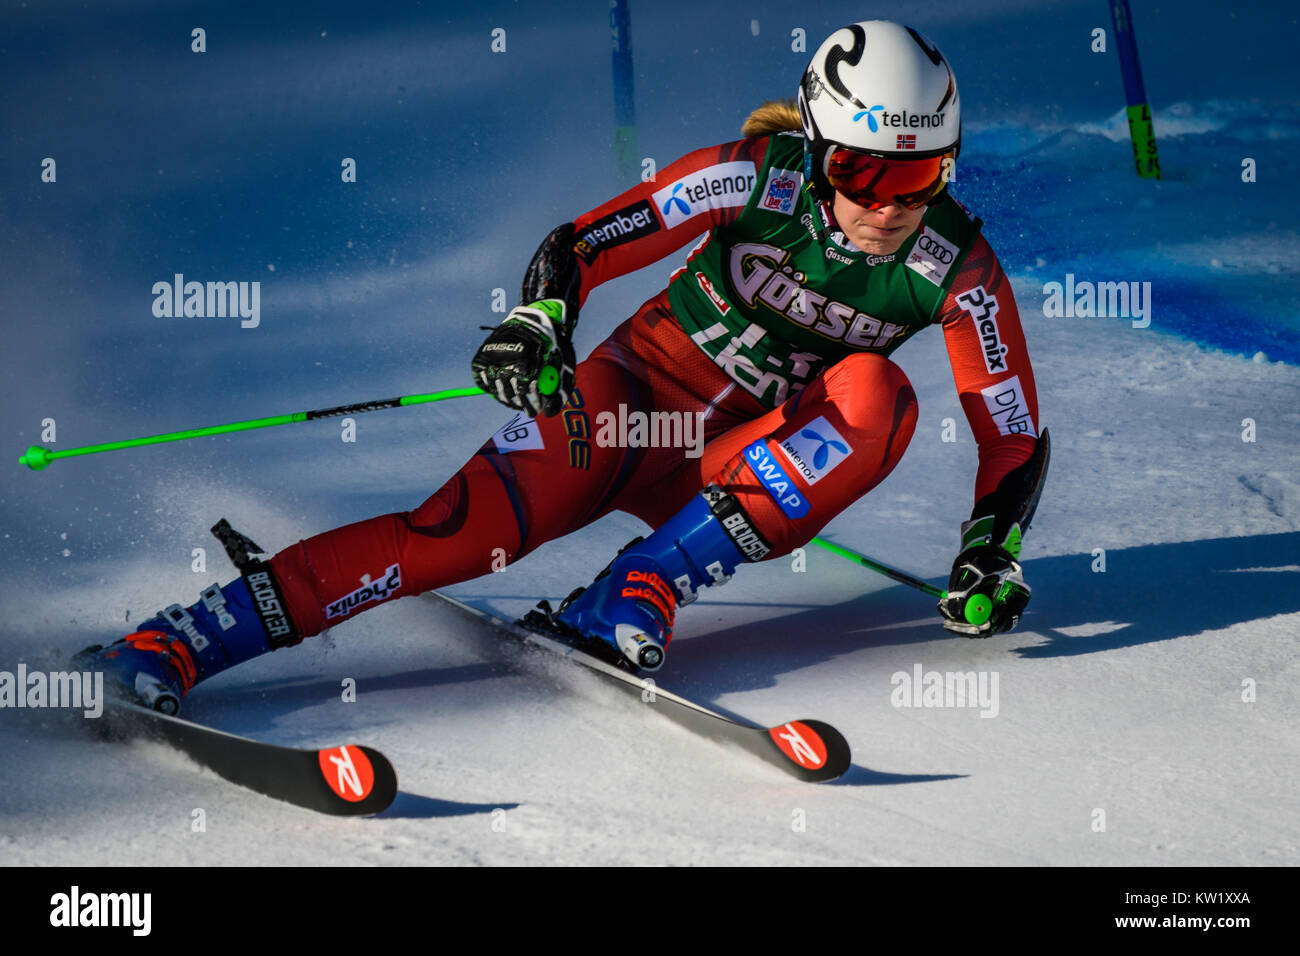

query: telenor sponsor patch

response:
[777,416,852,484]
[653,161,757,229]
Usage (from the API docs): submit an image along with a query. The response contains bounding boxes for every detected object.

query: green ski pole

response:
[807,537,993,629]
[19,386,486,472]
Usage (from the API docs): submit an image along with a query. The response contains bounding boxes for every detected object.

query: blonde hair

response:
[741,99,803,138]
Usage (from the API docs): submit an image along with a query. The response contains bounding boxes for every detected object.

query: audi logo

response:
[918,236,954,262]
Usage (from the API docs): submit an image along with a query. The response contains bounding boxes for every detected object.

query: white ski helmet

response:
[798,20,961,202]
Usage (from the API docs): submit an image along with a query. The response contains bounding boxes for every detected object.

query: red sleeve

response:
[570,137,771,306]
[938,233,1041,504]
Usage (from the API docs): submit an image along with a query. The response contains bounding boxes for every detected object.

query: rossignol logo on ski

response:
[326,564,402,620]
[777,417,852,484]
[317,744,375,802]
[768,721,827,767]
[652,161,756,229]
[744,440,809,518]
[956,285,1009,373]
[980,375,1037,438]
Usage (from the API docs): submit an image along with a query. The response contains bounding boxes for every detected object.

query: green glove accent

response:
[959,516,1022,557]
[531,299,567,324]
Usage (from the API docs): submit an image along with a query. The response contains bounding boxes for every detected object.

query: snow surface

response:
[1,0,1297,865]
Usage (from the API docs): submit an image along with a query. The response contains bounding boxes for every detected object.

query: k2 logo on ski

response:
[326,564,402,620]
[906,227,959,286]
[760,167,802,215]
[653,161,756,229]
[980,376,1037,438]
[778,417,852,484]
[956,285,1009,373]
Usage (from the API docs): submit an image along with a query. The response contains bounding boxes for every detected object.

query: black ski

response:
[99,701,398,816]
[426,592,852,782]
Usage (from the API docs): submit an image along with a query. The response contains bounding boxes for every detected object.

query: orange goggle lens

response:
[824,148,954,210]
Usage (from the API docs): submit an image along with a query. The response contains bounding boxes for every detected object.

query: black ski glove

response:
[471,299,576,418]
[938,540,1031,637]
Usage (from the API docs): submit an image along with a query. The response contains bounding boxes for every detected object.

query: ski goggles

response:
[824,146,955,210]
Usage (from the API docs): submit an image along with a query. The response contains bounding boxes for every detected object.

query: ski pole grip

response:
[963,593,993,627]
[20,445,55,471]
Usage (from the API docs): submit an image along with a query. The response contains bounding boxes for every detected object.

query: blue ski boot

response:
[72,519,299,714]
[547,486,771,670]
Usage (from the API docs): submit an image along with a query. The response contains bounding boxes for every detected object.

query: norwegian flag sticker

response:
[896,134,917,150]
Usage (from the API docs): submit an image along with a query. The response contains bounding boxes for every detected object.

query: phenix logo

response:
[326,564,402,620]
[956,285,1009,373]
[50,886,151,936]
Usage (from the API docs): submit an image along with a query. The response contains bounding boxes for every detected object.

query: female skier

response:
[79,20,1047,713]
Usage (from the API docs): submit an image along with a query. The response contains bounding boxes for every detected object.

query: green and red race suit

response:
[570,132,1039,500]
[263,133,1041,639]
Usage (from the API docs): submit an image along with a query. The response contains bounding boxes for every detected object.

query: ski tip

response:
[766,719,852,782]
[316,744,399,815]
